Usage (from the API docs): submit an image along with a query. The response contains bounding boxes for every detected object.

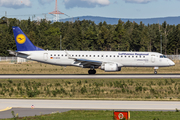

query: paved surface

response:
[1,99,180,118]
[1,99,180,110]
[0,108,70,119]
[0,74,180,79]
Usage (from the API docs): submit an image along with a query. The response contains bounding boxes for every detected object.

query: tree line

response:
[0,16,180,56]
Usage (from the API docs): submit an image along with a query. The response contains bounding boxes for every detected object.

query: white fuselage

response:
[18,50,175,69]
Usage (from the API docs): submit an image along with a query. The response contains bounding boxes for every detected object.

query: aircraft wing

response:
[64,51,102,67]
[74,58,102,66]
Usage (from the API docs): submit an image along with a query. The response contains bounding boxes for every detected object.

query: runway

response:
[0,74,180,79]
[0,99,180,118]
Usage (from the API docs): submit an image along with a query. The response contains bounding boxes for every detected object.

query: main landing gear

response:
[88,69,96,74]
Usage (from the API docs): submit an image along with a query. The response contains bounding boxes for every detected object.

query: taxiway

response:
[0,74,180,79]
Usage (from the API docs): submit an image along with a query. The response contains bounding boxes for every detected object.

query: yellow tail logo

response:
[16,34,26,44]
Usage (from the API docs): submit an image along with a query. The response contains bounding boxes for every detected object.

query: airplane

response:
[9,26,175,74]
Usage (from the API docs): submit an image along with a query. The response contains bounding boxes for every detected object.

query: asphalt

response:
[0,108,70,119]
[0,74,180,79]
[1,99,180,110]
[1,99,180,118]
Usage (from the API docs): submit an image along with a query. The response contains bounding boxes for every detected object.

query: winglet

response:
[12,26,44,51]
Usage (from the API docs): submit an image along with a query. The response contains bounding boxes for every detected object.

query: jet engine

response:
[101,63,121,72]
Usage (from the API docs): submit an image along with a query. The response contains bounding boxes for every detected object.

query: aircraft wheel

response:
[93,70,96,74]
[154,71,157,74]
[88,70,91,74]
[88,70,96,74]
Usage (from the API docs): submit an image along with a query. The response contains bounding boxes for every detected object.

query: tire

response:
[88,70,96,74]
[154,71,157,74]
[93,70,96,74]
[88,70,91,74]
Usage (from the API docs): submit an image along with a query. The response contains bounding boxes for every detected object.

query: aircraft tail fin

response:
[12,26,44,51]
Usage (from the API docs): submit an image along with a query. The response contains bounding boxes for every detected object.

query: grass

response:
[0,78,180,100]
[0,60,179,74]
[3,110,180,120]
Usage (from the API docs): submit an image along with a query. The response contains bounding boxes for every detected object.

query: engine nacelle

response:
[101,63,121,72]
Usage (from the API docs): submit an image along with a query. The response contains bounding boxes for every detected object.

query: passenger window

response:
[128,56,130,58]
[79,55,81,57]
[110,55,112,57]
[82,55,84,57]
[58,54,60,56]
[65,55,67,57]
[136,56,138,58]
[54,54,56,56]
[86,55,88,57]
[76,55,77,57]
[102,55,103,57]
[125,56,126,57]
[94,55,95,57]
[62,54,63,57]
[121,56,123,57]
[140,56,141,58]
[143,56,145,58]
[51,54,52,56]
[90,55,91,57]
[160,55,163,58]
[132,56,134,58]
[98,55,100,57]
[72,55,74,57]
[117,55,119,57]
[106,55,108,57]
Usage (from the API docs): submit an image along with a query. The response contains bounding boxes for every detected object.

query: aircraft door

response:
[44,53,48,61]
[151,55,155,63]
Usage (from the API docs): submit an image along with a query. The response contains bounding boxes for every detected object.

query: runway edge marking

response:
[0,107,12,112]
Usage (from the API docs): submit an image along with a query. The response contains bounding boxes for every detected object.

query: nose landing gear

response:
[154,67,159,74]
[154,70,157,74]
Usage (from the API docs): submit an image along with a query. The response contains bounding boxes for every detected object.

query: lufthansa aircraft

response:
[9,26,175,74]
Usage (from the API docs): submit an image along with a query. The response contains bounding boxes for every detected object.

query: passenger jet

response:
[9,26,175,74]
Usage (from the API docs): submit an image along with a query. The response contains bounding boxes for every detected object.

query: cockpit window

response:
[160,55,167,58]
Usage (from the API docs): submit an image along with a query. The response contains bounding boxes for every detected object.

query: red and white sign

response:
[31,105,35,109]
[114,111,130,120]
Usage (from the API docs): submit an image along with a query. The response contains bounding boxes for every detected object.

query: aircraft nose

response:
[168,60,175,66]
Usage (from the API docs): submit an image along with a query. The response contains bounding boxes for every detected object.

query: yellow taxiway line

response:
[0,107,12,112]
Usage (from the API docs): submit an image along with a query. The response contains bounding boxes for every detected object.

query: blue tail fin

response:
[12,26,44,51]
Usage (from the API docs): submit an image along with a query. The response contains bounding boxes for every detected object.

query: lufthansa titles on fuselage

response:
[118,53,149,56]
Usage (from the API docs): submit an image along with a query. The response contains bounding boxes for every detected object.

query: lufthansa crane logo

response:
[118,113,124,119]
[16,34,26,44]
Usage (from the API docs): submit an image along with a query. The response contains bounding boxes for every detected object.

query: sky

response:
[0,0,180,20]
